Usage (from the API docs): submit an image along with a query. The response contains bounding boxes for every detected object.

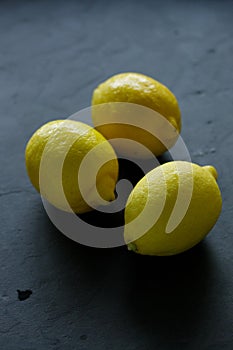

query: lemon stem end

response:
[127,242,137,252]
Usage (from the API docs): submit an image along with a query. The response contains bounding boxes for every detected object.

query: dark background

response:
[1,0,233,349]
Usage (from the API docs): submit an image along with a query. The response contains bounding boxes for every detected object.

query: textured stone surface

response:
[1,0,233,349]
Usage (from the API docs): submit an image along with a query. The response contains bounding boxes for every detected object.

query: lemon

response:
[25,120,119,213]
[92,72,181,157]
[124,161,222,255]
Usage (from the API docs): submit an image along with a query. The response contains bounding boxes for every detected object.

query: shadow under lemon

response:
[78,155,172,228]
[125,241,218,344]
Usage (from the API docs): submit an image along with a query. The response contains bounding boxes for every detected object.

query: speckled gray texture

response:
[1,0,233,349]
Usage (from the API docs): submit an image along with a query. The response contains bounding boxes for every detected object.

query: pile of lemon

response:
[25,73,222,256]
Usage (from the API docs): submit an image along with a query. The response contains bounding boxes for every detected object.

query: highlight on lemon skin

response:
[25,120,119,214]
[202,165,218,180]
[91,72,182,158]
[124,161,222,256]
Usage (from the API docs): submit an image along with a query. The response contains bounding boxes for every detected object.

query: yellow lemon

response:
[25,120,119,213]
[91,72,181,157]
[124,161,222,255]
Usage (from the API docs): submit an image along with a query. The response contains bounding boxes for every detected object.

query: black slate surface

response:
[1,1,233,349]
